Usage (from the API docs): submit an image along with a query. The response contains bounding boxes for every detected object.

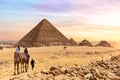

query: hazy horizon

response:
[1,0,120,41]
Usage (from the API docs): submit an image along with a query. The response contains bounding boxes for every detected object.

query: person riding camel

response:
[15,46,20,53]
[24,48,30,58]
[15,46,23,59]
[14,46,30,74]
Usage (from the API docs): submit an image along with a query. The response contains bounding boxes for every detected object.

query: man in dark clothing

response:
[24,48,28,54]
[24,48,30,58]
[31,59,35,70]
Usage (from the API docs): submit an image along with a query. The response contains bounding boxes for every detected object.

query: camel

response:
[14,52,30,75]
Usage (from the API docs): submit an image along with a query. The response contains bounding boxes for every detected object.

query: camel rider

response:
[24,48,30,58]
[15,46,20,53]
[15,46,23,59]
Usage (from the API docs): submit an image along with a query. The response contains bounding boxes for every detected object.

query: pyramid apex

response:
[42,18,48,21]
[70,38,73,40]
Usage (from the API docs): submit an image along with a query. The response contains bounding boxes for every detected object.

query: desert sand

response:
[0,44,120,80]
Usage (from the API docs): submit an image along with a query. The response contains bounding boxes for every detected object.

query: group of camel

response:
[13,46,67,75]
[14,52,30,75]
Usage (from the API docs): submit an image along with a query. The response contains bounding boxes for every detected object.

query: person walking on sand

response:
[31,58,35,70]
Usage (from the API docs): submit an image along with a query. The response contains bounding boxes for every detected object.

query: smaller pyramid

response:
[95,40,112,47]
[79,39,93,47]
[69,38,78,46]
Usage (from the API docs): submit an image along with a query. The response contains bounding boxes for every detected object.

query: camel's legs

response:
[14,62,16,75]
[22,63,24,72]
[23,63,25,72]
[26,59,29,72]
[21,63,25,73]
[21,63,22,73]
[25,63,28,72]
[17,63,19,74]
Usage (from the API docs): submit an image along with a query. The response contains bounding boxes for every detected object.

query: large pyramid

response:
[16,19,72,47]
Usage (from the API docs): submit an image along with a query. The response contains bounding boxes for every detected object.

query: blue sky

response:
[0,0,120,41]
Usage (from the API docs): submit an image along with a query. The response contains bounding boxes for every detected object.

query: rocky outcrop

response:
[41,55,120,80]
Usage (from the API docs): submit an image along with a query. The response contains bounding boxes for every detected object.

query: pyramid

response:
[69,38,78,46]
[16,19,72,47]
[95,40,112,47]
[79,39,93,47]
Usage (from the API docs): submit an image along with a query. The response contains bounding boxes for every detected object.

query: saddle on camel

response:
[14,46,30,75]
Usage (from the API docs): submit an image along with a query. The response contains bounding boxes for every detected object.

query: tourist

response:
[31,58,35,70]
[24,48,30,57]
[15,46,20,53]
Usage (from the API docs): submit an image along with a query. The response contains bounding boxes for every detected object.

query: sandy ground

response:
[0,46,120,80]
